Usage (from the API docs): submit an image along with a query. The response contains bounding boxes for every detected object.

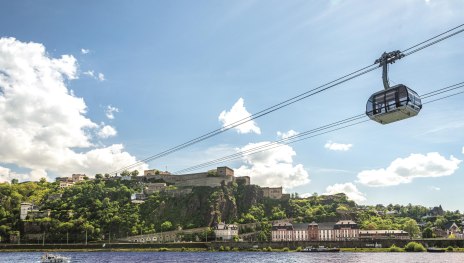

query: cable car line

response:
[109,24,464,174]
[420,81,464,99]
[174,114,367,174]
[173,82,464,174]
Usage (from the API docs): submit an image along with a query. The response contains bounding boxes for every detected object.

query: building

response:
[271,223,294,241]
[271,220,360,242]
[20,203,35,220]
[262,187,283,199]
[142,166,235,188]
[71,174,86,182]
[359,230,409,239]
[59,181,74,188]
[214,222,239,241]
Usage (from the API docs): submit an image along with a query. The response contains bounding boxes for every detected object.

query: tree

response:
[104,174,110,179]
[161,221,173,232]
[422,227,433,238]
[11,179,18,184]
[120,170,131,177]
[403,219,420,238]
[95,174,103,179]
[131,170,139,177]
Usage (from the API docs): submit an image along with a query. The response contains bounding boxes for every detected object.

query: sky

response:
[1,0,463,211]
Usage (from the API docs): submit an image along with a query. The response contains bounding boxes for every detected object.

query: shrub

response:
[181,247,185,252]
[447,246,454,252]
[159,247,168,252]
[232,247,239,251]
[225,246,231,251]
[219,245,225,251]
[295,246,302,252]
[389,244,402,252]
[405,242,425,252]
[267,246,273,252]
[283,247,289,252]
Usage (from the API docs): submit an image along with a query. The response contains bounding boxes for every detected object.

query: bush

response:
[219,245,225,251]
[225,246,231,251]
[404,242,425,252]
[447,246,454,252]
[181,247,185,252]
[283,247,289,252]
[267,246,273,252]
[159,247,169,252]
[389,245,402,252]
[232,247,239,251]
[295,246,302,252]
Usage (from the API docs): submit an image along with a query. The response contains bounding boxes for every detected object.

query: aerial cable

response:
[110,24,464,174]
[173,82,464,174]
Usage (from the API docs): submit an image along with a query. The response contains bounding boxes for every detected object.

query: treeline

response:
[0,178,462,243]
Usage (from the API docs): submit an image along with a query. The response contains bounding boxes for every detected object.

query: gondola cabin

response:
[366,84,422,124]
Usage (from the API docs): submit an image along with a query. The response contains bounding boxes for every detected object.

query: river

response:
[1,251,463,262]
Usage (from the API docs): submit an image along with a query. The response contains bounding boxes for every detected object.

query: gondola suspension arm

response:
[375,51,405,90]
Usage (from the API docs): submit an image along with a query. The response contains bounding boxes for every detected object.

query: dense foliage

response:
[0,178,462,243]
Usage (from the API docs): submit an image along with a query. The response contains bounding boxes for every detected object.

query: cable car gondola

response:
[366,51,422,124]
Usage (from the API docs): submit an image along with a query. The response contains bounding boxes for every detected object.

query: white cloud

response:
[0,166,49,183]
[324,182,366,203]
[462,146,464,154]
[218,98,261,134]
[0,37,145,181]
[97,124,117,138]
[83,70,105,82]
[357,152,461,187]
[81,48,90,54]
[83,70,95,77]
[105,105,119,120]
[235,142,310,190]
[277,129,299,140]
[324,141,353,151]
[429,186,441,191]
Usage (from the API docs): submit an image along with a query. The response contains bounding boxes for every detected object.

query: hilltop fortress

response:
[143,166,243,187]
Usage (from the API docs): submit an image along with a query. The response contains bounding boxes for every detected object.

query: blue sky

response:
[1,0,463,211]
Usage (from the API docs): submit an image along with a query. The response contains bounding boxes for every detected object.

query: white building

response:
[214,222,238,241]
[20,202,35,220]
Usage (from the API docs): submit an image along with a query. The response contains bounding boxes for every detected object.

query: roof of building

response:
[272,222,293,231]
[359,230,408,234]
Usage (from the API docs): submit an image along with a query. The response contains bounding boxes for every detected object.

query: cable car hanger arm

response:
[375,50,405,90]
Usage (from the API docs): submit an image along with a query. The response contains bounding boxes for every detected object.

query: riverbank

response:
[1,244,464,253]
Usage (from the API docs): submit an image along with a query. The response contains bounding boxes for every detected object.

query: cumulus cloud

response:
[0,37,145,181]
[98,124,117,138]
[105,105,119,119]
[324,141,353,151]
[357,152,461,187]
[219,98,261,134]
[324,182,366,203]
[277,130,299,140]
[235,142,310,189]
[81,48,90,54]
[98,72,105,81]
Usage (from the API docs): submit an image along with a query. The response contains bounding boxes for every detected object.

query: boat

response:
[427,247,446,253]
[41,253,70,263]
[301,246,340,252]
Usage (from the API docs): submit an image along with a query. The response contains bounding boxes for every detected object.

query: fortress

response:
[143,166,247,188]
